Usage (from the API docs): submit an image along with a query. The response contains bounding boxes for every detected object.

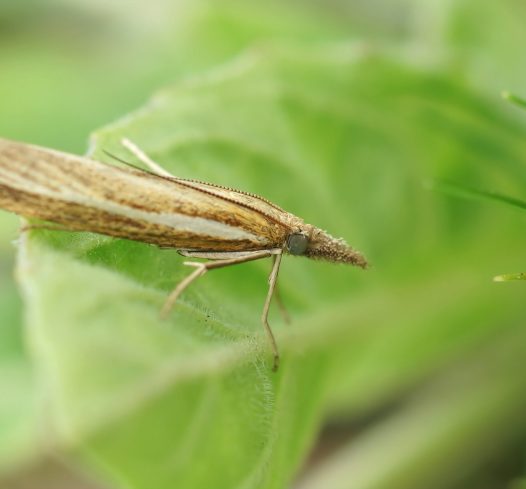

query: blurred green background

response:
[2,1,526,488]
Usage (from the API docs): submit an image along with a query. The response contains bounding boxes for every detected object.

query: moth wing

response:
[0,139,294,251]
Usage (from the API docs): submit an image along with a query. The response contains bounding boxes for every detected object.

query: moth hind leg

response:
[160,261,207,319]
[120,138,175,178]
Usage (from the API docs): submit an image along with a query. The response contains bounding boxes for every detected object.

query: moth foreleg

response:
[261,252,283,371]
[161,249,275,318]
[273,267,291,325]
[178,249,282,260]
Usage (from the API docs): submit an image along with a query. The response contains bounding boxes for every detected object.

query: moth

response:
[0,138,367,370]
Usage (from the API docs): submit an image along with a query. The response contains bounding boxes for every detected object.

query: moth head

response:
[286,227,367,268]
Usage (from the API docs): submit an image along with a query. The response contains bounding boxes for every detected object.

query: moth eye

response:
[287,232,309,255]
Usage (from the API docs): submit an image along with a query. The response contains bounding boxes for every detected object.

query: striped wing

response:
[0,139,295,251]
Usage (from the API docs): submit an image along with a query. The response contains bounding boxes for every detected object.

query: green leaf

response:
[13,45,526,488]
[502,91,526,110]
[494,272,526,282]
[429,180,526,212]
[0,265,39,474]
[429,178,526,287]
[409,0,526,95]
[298,326,526,489]
[18,233,331,488]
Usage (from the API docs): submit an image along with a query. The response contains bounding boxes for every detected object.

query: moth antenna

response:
[102,149,147,172]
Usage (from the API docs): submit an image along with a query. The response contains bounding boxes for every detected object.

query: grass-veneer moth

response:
[0,137,367,370]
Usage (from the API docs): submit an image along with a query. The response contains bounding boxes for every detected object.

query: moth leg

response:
[272,255,291,325]
[161,249,274,318]
[160,263,208,319]
[262,252,283,371]
[162,249,283,370]
[20,223,71,234]
[121,138,174,178]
